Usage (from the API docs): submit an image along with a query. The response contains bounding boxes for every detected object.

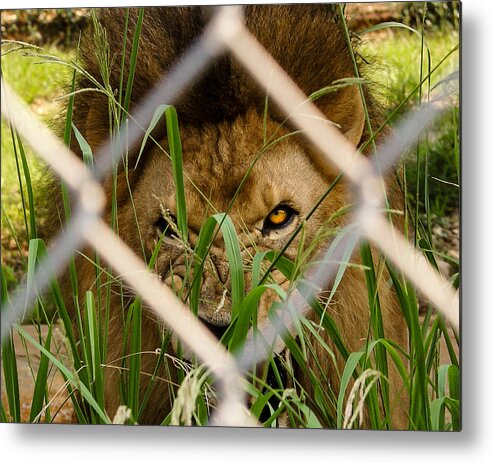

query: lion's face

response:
[120,109,349,341]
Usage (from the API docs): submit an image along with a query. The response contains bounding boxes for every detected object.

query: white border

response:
[2,0,493,461]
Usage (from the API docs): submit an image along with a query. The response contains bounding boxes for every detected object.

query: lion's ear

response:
[317,83,366,148]
[342,85,366,147]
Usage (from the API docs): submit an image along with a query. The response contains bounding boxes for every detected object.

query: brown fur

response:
[44,5,408,427]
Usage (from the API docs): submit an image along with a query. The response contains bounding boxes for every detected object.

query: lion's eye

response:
[155,215,178,239]
[268,208,289,225]
[263,205,297,232]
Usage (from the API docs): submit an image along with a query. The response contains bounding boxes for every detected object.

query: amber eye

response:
[269,208,288,225]
[263,205,297,232]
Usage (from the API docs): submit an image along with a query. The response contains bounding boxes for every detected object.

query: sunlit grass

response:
[362,28,459,108]
[361,28,460,244]
[1,45,73,285]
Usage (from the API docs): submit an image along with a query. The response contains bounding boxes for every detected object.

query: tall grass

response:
[1,5,459,429]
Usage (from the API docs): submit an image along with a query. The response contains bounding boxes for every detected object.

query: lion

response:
[44,5,408,428]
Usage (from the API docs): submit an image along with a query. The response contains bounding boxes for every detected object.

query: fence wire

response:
[1,6,459,426]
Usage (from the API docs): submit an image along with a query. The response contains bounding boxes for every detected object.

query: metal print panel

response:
[1,2,460,429]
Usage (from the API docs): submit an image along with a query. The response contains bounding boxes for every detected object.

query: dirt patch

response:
[433,209,460,270]
[347,3,404,31]
[1,9,89,48]
[1,324,74,423]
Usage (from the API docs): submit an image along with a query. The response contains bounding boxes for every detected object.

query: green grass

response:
[1,44,73,103]
[1,7,460,430]
[1,45,74,288]
[362,29,459,108]
[362,28,460,219]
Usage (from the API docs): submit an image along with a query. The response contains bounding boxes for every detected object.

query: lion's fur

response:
[43,5,408,427]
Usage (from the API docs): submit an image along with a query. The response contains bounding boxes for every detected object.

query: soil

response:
[1,9,90,48]
[1,6,395,46]
[432,209,460,272]
[346,3,404,31]
[1,5,405,46]
[1,324,74,423]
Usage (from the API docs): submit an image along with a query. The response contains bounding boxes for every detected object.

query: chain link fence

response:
[1,5,459,426]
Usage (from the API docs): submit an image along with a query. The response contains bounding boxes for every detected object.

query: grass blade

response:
[437,364,460,430]
[126,297,142,421]
[1,330,20,422]
[190,213,244,318]
[251,250,294,290]
[72,123,94,167]
[9,125,29,238]
[212,213,244,318]
[336,351,365,428]
[122,8,144,117]
[229,283,286,352]
[85,290,104,410]
[135,105,188,244]
[166,107,188,243]
[359,242,390,427]
[15,132,37,239]
[1,265,20,422]
[189,217,218,316]
[135,103,169,168]
[28,324,53,422]
[15,324,110,424]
